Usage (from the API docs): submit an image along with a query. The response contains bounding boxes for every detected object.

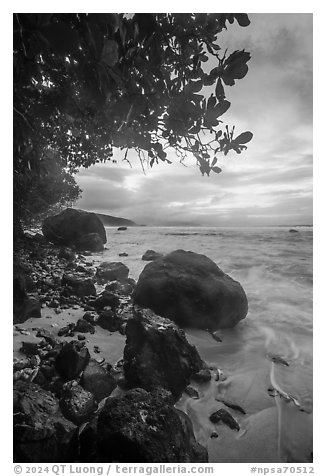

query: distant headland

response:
[94,211,138,227]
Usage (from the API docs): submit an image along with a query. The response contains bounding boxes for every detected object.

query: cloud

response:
[75,13,312,227]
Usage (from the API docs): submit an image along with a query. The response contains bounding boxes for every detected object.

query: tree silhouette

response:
[13,13,253,228]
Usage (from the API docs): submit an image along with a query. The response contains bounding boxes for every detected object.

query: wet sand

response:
[175,327,313,463]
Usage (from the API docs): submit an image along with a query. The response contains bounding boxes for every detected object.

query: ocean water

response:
[95,226,313,463]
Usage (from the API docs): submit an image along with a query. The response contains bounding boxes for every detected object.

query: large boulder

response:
[95,388,208,462]
[42,208,106,248]
[13,381,77,462]
[123,306,204,400]
[133,249,248,330]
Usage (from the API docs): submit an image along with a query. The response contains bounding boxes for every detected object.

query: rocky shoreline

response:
[13,216,314,463]
[13,228,219,463]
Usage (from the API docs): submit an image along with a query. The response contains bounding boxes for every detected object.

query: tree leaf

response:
[209,66,223,80]
[203,73,216,86]
[215,130,222,140]
[184,80,203,94]
[233,14,250,27]
[211,43,221,51]
[189,122,201,135]
[199,53,209,62]
[233,131,253,144]
[213,100,230,118]
[207,94,217,110]
[215,78,225,100]
[211,157,218,166]
[211,166,222,174]
[220,50,251,85]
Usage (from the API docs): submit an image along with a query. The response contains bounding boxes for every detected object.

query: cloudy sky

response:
[75,13,313,226]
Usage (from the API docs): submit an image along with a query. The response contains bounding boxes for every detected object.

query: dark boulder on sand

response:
[123,306,204,400]
[209,408,240,431]
[42,208,106,248]
[61,273,96,297]
[75,318,95,334]
[133,249,248,330]
[13,381,77,462]
[141,249,163,261]
[97,310,121,332]
[96,261,129,282]
[55,341,90,381]
[95,387,208,462]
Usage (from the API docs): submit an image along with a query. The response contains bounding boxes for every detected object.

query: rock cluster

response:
[13,218,252,463]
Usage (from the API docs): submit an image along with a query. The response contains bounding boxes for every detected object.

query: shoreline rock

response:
[95,388,208,462]
[141,249,163,261]
[123,306,205,400]
[81,359,117,402]
[96,261,129,282]
[133,249,248,330]
[55,341,90,381]
[14,381,77,462]
[209,408,240,431]
[42,208,106,248]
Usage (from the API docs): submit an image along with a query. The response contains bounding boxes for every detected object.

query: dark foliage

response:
[13,13,253,227]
